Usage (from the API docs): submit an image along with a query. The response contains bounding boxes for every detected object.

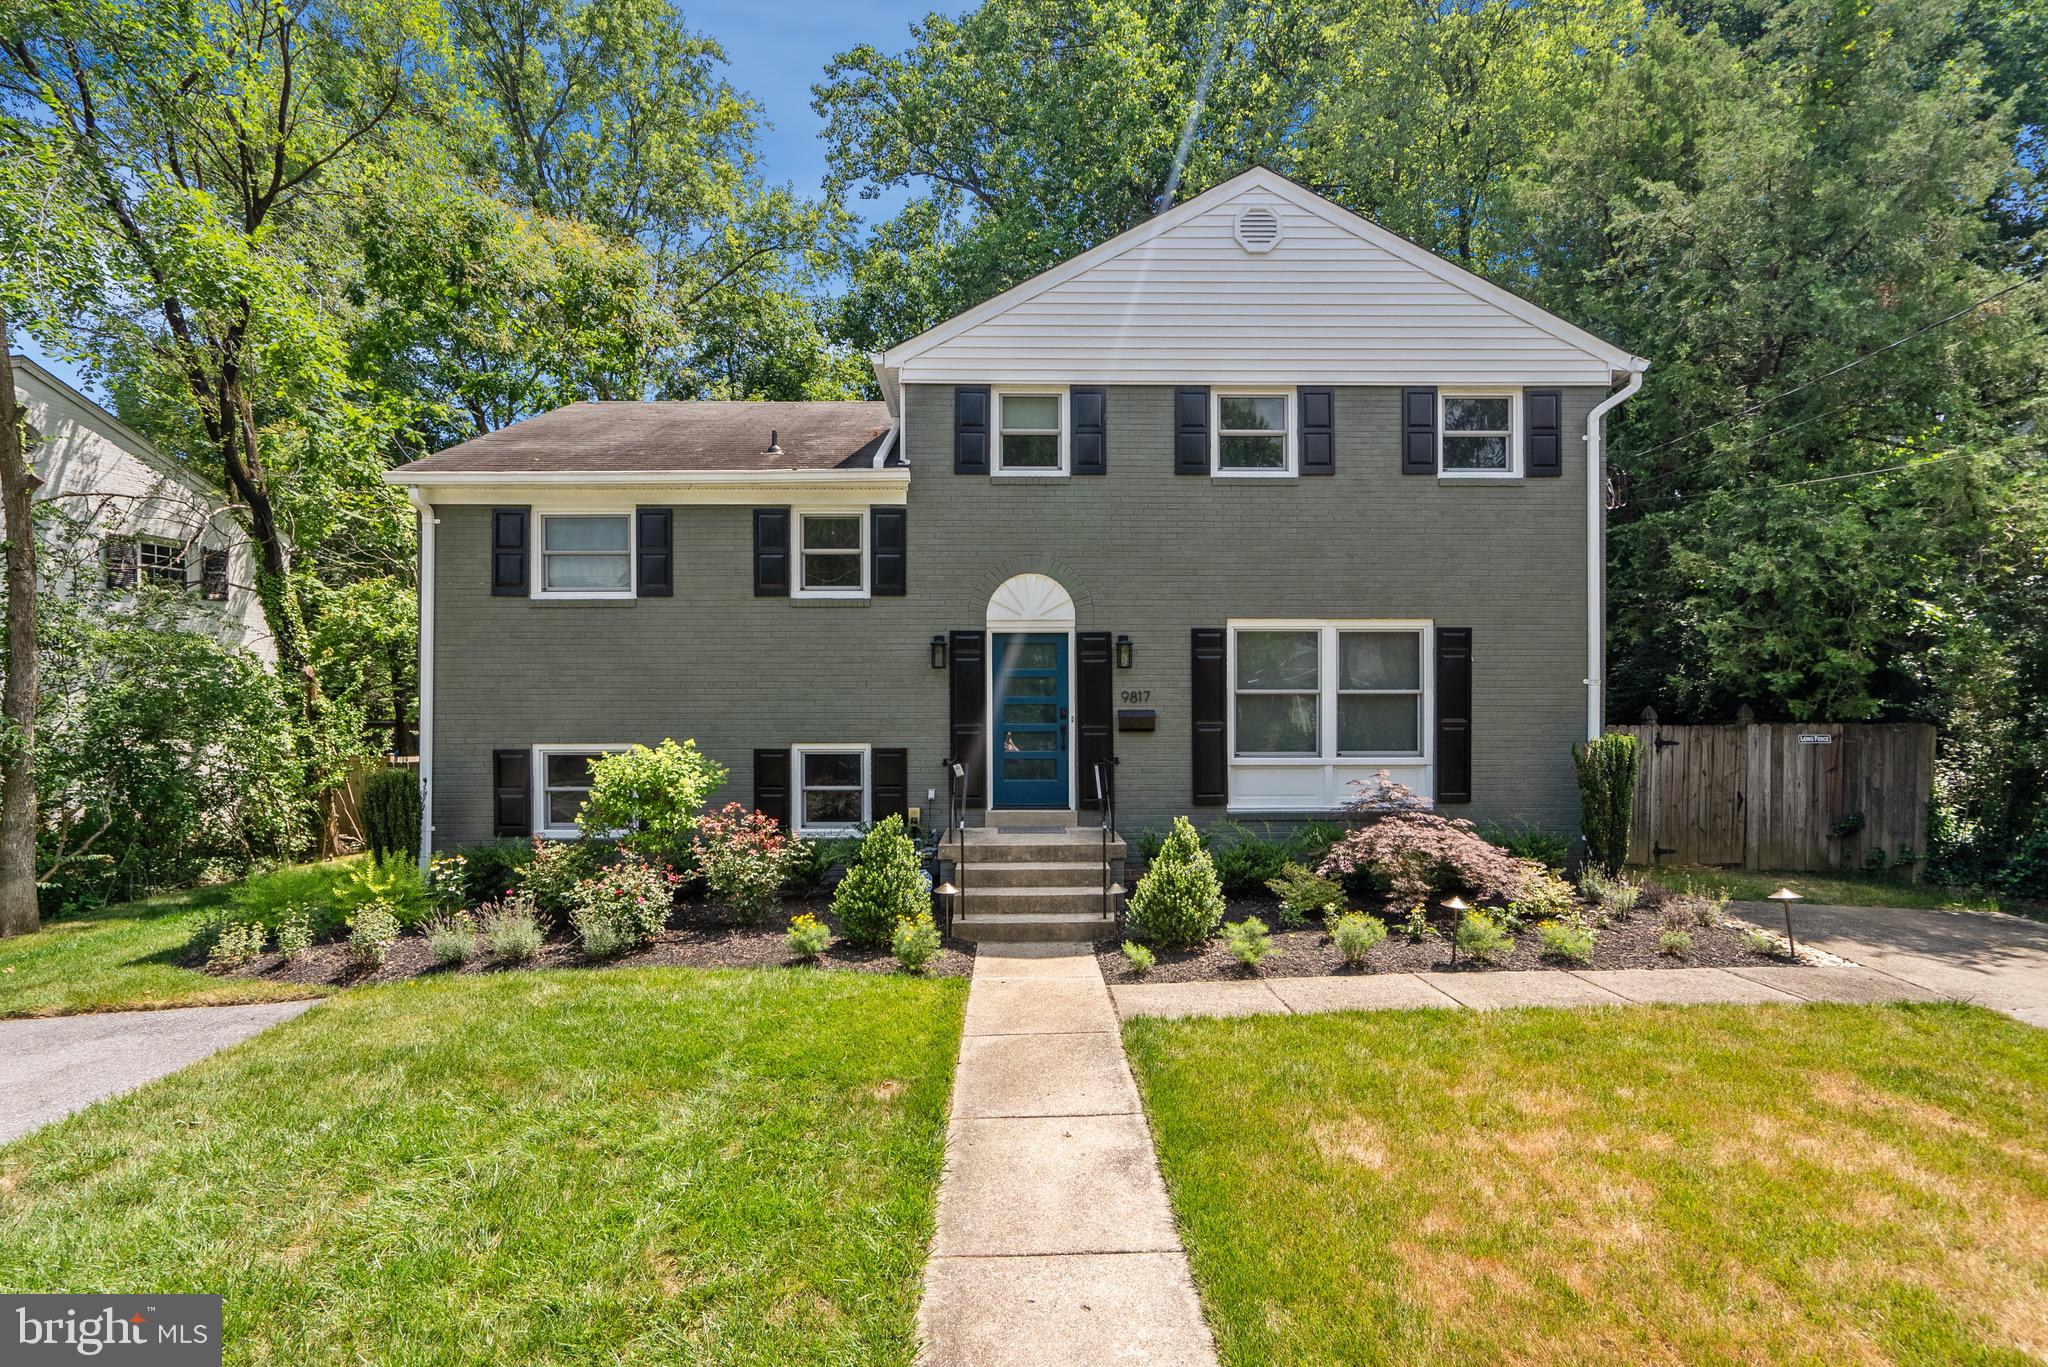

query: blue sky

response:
[19,0,937,399]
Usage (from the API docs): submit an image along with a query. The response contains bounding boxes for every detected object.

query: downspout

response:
[1584,366,1646,740]
[408,487,436,869]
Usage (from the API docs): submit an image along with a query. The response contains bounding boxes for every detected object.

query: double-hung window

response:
[794,745,869,835]
[1232,625,1427,760]
[538,514,633,596]
[533,745,625,837]
[1440,391,1518,476]
[137,538,188,589]
[1213,391,1293,475]
[796,512,866,597]
[996,390,1064,475]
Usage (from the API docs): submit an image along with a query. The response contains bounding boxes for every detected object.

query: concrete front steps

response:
[947,813,1126,945]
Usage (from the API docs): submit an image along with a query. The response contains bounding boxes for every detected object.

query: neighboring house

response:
[389,168,1648,882]
[11,355,275,664]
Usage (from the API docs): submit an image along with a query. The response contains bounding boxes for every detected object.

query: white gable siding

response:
[16,360,276,664]
[893,181,1622,387]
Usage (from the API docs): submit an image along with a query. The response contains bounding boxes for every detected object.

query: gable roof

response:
[9,353,233,506]
[387,401,895,481]
[878,167,1646,387]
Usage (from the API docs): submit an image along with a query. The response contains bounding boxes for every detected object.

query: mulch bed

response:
[1095,891,1795,985]
[205,899,975,988]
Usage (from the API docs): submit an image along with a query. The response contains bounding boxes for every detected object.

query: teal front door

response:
[991,633,1069,808]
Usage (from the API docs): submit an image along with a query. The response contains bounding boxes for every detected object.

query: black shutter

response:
[491,508,529,596]
[634,507,672,596]
[1401,388,1438,475]
[1299,387,1335,476]
[1077,631,1114,811]
[1174,386,1210,475]
[200,548,229,601]
[948,630,986,808]
[493,749,531,837]
[102,537,137,590]
[1525,389,1563,477]
[753,508,790,597]
[871,506,907,596]
[754,748,791,828]
[954,386,990,474]
[1071,386,1107,475]
[1191,628,1227,806]
[872,748,909,824]
[1435,627,1473,804]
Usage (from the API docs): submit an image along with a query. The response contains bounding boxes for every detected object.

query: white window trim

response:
[532,743,629,839]
[1439,387,1522,480]
[792,743,872,837]
[993,386,1068,477]
[135,536,193,592]
[1211,387,1297,478]
[533,511,636,600]
[793,509,869,600]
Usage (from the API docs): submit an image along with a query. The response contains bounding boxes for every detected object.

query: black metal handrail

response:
[941,758,966,934]
[1094,758,1117,923]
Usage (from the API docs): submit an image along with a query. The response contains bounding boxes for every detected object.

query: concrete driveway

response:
[1744,901,2048,1027]
[0,1000,318,1145]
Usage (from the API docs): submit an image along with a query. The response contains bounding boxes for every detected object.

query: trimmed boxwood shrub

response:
[1126,817,1225,948]
[831,815,927,948]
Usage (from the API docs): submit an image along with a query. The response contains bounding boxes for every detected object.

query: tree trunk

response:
[0,316,43,937]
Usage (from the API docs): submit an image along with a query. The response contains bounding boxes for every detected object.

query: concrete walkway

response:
[1738,900,2048,1028]
[0,1000,319,1145]
[1113,962,1944,1020]
[919,943,1217,1367]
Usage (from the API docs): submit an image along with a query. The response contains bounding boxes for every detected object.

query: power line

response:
[1620,279,2036,469]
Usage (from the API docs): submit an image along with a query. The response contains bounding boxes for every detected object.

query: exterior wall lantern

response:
[1115,634,1133,669]
[930,635,947,670]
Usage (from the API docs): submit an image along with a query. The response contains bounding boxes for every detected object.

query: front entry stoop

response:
[946,823,1126,944]
[917,943,1218,1367]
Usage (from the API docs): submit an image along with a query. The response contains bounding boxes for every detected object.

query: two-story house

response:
[12,354,275,663]
[388,169,1647,933]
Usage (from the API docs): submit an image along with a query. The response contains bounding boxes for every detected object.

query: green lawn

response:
[0,967,966,1365]
[1638,864,2033,917]
[0,875,342,1019]
[1125,1004,2048,1365]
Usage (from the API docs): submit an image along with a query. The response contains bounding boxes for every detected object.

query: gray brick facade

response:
[428,383,1604,848]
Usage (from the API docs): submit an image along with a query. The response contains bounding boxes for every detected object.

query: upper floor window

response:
[538,513,633,597]
[1441,391,1518,477]
[138,538,187,588]
[796,511,866,597]
[1214,390,1293,476]
[996,390,1064,475]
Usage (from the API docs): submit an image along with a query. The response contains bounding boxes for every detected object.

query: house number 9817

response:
[1119,689,1151,704]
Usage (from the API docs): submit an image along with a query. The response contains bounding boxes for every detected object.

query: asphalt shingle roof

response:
[391,401,894,476]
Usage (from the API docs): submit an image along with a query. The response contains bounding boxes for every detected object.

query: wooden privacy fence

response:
[320,756,419,858]
[1608,721,1935,875]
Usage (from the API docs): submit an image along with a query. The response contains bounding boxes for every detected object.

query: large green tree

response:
[0,0,456,682]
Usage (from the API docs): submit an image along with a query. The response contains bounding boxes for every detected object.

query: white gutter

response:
[408,487,436,869]
[1583,366,1647,740]
[381,467,910,488]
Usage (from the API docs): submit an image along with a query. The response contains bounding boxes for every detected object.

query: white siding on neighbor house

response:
[889,174,1631,388]
[15,358,275,663]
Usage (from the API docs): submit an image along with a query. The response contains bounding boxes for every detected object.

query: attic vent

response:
[1234,204,1282,253]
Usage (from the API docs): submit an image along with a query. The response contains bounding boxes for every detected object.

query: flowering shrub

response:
[1319,771,1545,903]
[428,910,478,965]
[426,854,470,911]
[347,901,402,968]
[786,912,830,961]
[1536,917,1596,963]
[693,803,800,922]
[1453,909,1512,964]
[483,896,544,962]
[571,854,679,947]
[517,836,598,919]
[892,911,942,972]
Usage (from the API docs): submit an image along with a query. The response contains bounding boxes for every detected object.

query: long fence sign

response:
[1607,722,1935,876]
